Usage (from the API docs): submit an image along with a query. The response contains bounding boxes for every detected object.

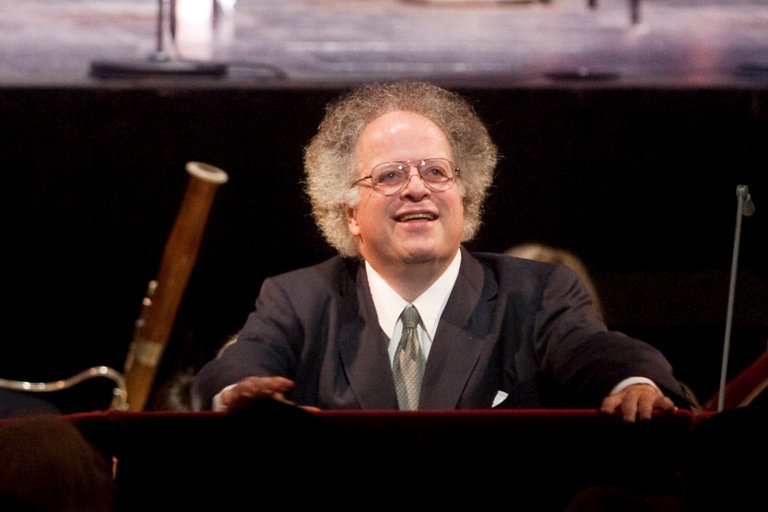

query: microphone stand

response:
[90,0,227,79]
[717,184,755,412]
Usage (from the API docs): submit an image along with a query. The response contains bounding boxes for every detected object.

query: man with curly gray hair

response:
[193,81,689,421]
[303,81,497,259]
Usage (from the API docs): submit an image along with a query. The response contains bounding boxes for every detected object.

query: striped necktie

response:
[393,305,425,410]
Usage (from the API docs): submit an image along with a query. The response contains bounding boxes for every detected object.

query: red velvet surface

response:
[52,407,705,510]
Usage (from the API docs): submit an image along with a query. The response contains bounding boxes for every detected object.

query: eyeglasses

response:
[351,158,460,196]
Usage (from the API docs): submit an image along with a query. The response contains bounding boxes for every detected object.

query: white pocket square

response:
[492,390,509,408]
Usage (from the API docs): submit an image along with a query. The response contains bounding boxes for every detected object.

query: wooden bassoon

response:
[123,161,228,411]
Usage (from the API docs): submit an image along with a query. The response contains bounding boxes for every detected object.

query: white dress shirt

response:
[365,249,462,365]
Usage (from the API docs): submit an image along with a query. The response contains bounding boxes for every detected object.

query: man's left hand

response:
[601,383,677,423]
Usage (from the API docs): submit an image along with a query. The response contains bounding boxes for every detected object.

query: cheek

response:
[443,192,465,224]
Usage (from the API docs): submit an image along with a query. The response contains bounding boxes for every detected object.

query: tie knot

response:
[401,305,420,330]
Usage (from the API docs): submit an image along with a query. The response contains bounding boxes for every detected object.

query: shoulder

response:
[265,255,360,294]
[467,250,562,282]
[465,250,585,301]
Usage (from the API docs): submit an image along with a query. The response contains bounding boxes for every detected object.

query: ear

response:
[345,204,361,236]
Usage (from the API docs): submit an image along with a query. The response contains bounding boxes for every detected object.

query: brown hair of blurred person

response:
[0,415,115,512]
[506,243,604,318]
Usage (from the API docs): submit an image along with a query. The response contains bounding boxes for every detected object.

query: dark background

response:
[1,84,766,411]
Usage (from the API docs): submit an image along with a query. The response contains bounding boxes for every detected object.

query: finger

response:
[226,387,274,410]
[600,394,621,415]
[271,391,298,406]
[261,376,295,390]
[654,394,677,413]
[241,376,294,396]
[629,388,675,422]
[620,395,640,423]
[636,392,656,421]
[223,377,295,409]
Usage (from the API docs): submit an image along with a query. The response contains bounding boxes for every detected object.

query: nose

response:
[400,166,430,199]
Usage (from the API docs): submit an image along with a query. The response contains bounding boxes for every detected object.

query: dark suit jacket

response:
[192,248,688,410]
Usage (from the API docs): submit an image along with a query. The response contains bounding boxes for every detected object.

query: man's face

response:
[346,110,464,273]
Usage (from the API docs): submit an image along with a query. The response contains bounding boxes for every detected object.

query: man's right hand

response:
[220,376,296,411]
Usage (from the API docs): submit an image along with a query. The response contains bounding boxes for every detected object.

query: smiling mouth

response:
[396,212,437,222]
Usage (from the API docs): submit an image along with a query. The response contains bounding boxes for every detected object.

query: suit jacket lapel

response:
[420,248,496,409]
[336,261,399,409]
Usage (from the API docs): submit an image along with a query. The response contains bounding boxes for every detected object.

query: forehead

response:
[356,111,453,166]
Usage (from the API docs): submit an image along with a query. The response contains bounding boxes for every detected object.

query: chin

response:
[399,245,450,265]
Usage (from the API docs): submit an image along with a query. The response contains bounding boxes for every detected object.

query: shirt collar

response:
[365,249,462,339]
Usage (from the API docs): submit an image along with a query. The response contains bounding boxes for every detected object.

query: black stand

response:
[717,184,755,411]
[90,0,228,79]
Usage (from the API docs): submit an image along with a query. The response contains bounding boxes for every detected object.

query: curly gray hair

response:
[304,81,498,257]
